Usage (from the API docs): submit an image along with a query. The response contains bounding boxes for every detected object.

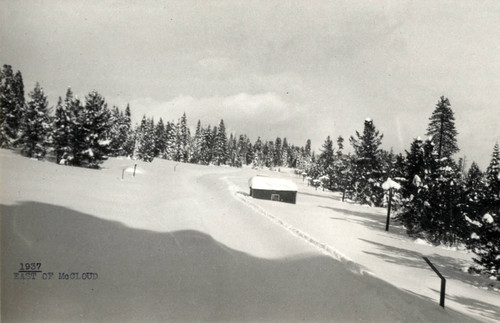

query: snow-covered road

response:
[0,151,489,322]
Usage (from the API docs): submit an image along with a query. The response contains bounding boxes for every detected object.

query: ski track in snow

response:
[224,177,372,277]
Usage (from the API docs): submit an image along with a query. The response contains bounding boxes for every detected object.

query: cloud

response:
[127,92,294,137]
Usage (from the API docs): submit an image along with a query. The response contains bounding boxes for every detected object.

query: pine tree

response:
[426,96,459,159]
[466,143,500,276]
[398,138,435,236]
[122,104,135,157]
[466,162,483,190]
[154,118,166,158]
[107,106,123,156]
[227,133,240,167]
[18,83,51,159]
[213,119,228,166]
[264,141,275,168]
[69,91,111,168]
[136,116,155,162]
[282,138,289,167]
[245,137,254,165]
[175,113,189,162]
[53,89,74,163]
[164,121,177,160]
[84,91,112,167]
[427,158,467,245]
[274,137,283,167]
[318,135,335,189]
[66,94,84,165]
[349,118,384,206]
[337,136,344,151]
[199,124,213,165]
[318,136,335,169]
[333,136,348,194]
[398,137,467,245]
[190,120,203,163]
[0,65,25,147]
[252,137,264,168]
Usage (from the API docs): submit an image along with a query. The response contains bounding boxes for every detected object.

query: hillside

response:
[1,149,498,322]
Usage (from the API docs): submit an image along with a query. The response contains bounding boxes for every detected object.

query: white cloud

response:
[128,92,293,136]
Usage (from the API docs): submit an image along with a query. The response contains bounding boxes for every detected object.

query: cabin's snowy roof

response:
[249,176,298,191]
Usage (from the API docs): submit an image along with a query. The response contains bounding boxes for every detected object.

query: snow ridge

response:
[233,190,371,277]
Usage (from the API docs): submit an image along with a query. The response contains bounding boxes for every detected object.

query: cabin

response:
[248,176,298,204]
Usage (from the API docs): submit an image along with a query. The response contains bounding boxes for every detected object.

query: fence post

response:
[385,188,393,231]
[133,164,137,177]
[122,168,125,180]
[422,256,446,308]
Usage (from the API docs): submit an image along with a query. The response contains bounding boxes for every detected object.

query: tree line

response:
[1,64,498,278]
[0,65,314,169]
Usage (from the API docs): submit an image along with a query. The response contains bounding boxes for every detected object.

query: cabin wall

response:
[250,189,297,204]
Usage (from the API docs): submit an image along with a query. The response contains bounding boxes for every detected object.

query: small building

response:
[248,176,298,204]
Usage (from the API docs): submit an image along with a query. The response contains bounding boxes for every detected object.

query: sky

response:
[1,0,499,169]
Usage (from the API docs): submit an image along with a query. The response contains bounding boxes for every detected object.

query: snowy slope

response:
[1,149,496,322]
[227,167,500,322]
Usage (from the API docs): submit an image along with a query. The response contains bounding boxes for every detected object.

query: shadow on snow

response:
[320,205,407,235]
[1,202,477,323]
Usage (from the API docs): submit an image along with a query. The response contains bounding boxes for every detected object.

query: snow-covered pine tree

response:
[236,134,248,166]
[462,161,486,244]
[18,82,51,159]
[305,139,312,158]
[83,91,112,167]
[264,141,275,169]
[245,136,254,166]
[398,136,466,245]
[107,106,123,156]
[227,133,241,167]
[332,135,349,195]
[174,113,189,162]
[282,138,289,168]
[466,162,483,190]
[486,142,500,195]
[122,104,135,157]
[318,135,335,190]
[274,137,283,167]
[213,119,228,166]
[426,96,459,159]
[135,116,155,162]
[397,138,435,236]
[0,65,25,148]
[53,89,74,164]
[197,124,211,165]
[427,157,467,245]
[189,120,202,163]
[154,118,166,158]
[69,91,111,168]
[467,143,500,276]
[164,121,176,160]
[349,118,384,206]
[295,139,312,172]
[252,137,264,168]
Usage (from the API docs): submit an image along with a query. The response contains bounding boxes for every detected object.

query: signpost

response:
[382,178,401,232]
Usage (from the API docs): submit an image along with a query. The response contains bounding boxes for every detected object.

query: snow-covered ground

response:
[1,149,498,322]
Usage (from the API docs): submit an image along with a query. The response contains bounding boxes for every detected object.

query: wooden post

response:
[122,168,125,180]
[133,164,137,177]
[423,256,446,308]
[385,188,392,231]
